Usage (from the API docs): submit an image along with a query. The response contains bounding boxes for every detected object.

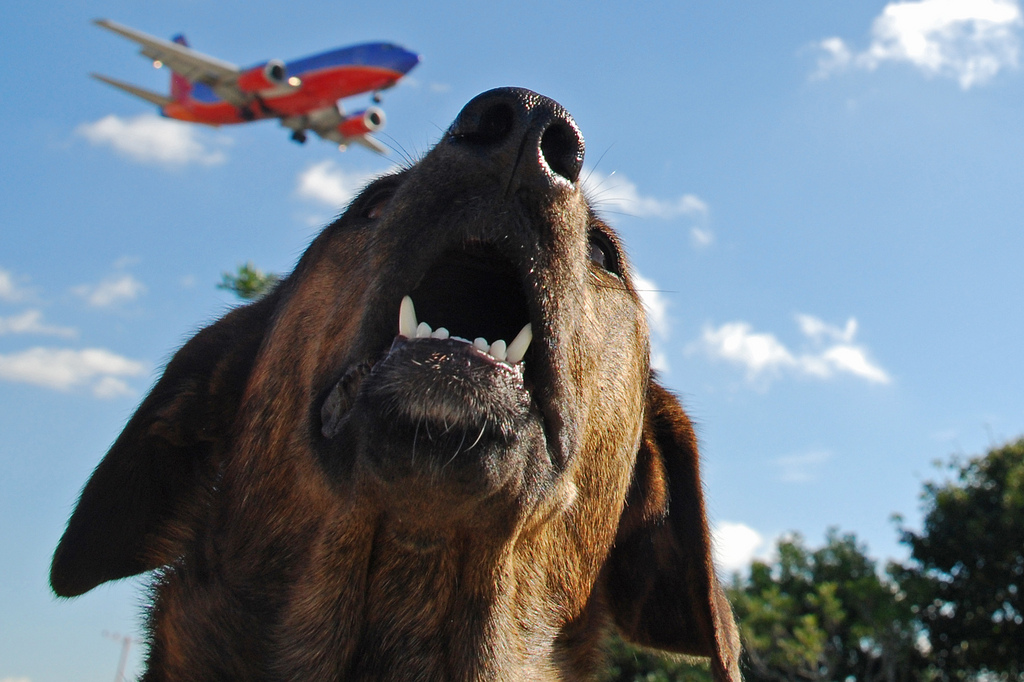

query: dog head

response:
[52,88,740,680]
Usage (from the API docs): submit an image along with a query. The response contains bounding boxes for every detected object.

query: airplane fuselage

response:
[164,43,418,125]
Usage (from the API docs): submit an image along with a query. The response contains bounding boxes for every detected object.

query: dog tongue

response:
[397,295,532,364]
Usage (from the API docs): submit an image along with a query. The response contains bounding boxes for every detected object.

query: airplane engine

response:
[337,107,386,137]
[235,59,287,92]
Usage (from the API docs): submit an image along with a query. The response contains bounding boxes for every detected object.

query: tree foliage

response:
[729,530,926,681]
[217,262,279,300]
[893,439,1024,680]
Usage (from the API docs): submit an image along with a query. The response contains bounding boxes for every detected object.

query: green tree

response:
[730,530,926,681]
[893,439,1024,680]
[217,262,279,300]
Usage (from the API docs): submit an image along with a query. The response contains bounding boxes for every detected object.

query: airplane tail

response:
[169,33,192,102]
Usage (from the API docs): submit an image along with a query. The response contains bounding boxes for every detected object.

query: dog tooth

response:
[473,337,490,352]
[489,339,507,362]
[416,321,433,338]
[399,296,418,337]
[431,327,450,340]
[451,335,469,344]
[505,323,532,364]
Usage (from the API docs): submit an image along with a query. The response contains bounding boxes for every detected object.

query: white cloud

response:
[113,255,142,269]
[72,274,146,308]
[814,0,1023,89]
[713,522,768,574]
[649,348,670,374]
[295,160,381,208]
[1,677,32,682]
[690,227,715,248]
[0,310,77,338]
[0,347,146,398]
[585,170,715,249]
[774,449,832,483]
[77,113,229,166]
[0,268,29,302]
[633,272,671,372]
[820,345,892,384]
[632,273,670,337]
[796,313,857,344]
[401,77,452,94]
[702,322,797,377]
[695,314,890,385]
[92,376,134,399]
[584,169,710,220]
[815,36,855,76]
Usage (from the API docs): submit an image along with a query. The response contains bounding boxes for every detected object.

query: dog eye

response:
[358,183,397,220]
[363,193,392,220]
[588,230,620,275]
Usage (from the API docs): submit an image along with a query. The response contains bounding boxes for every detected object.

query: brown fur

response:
[51,88,741,681]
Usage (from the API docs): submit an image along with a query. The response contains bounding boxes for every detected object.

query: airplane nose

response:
[447,87,585,186]
[396,47,421,74]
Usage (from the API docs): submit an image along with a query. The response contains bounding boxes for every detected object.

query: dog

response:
[51,88,741,681]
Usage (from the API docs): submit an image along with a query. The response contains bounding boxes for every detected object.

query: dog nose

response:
[448,87,585,185]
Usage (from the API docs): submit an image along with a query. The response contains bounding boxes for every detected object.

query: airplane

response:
[91,19,420,153]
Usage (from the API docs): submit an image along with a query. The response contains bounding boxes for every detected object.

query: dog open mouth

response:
[320,244,539,445]
[402,245,533,364]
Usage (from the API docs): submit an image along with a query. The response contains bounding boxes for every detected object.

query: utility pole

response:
[102,631,137,682]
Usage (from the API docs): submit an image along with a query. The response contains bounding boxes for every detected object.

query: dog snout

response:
[447,87,585,187]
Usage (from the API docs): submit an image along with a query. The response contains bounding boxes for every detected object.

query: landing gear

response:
[372,92,383,104]
[255,95,275,116]
[291,130,307,144]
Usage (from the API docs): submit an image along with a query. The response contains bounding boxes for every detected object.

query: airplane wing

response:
[94,19,238,84]
[282,105,389,155]
[90,73,174,108]
[348,135,388,155]
[94,19,306,108]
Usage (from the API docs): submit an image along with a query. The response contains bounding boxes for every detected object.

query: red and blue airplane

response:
[91,19,420,153]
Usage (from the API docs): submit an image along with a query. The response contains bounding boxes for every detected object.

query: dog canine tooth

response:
[416,321,433,339]
[431,327,450,340]
[505,323,532,364]
[489,339,507,362]
[399,296,418,338]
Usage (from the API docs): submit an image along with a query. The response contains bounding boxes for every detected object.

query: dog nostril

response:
[449,88,586,185]
[540,122,583,183]
[456,102,516,146]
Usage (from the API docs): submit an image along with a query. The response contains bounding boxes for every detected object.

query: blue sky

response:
[4,1,1024,679]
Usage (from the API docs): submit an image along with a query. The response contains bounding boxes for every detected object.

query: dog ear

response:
[605,377,742,681]
[50,291,279,598]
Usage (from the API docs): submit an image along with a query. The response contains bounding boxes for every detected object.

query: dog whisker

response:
[442,429,468,469]
[412,417,422,465]
[582,144,615,189]
[466,424,487,453]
